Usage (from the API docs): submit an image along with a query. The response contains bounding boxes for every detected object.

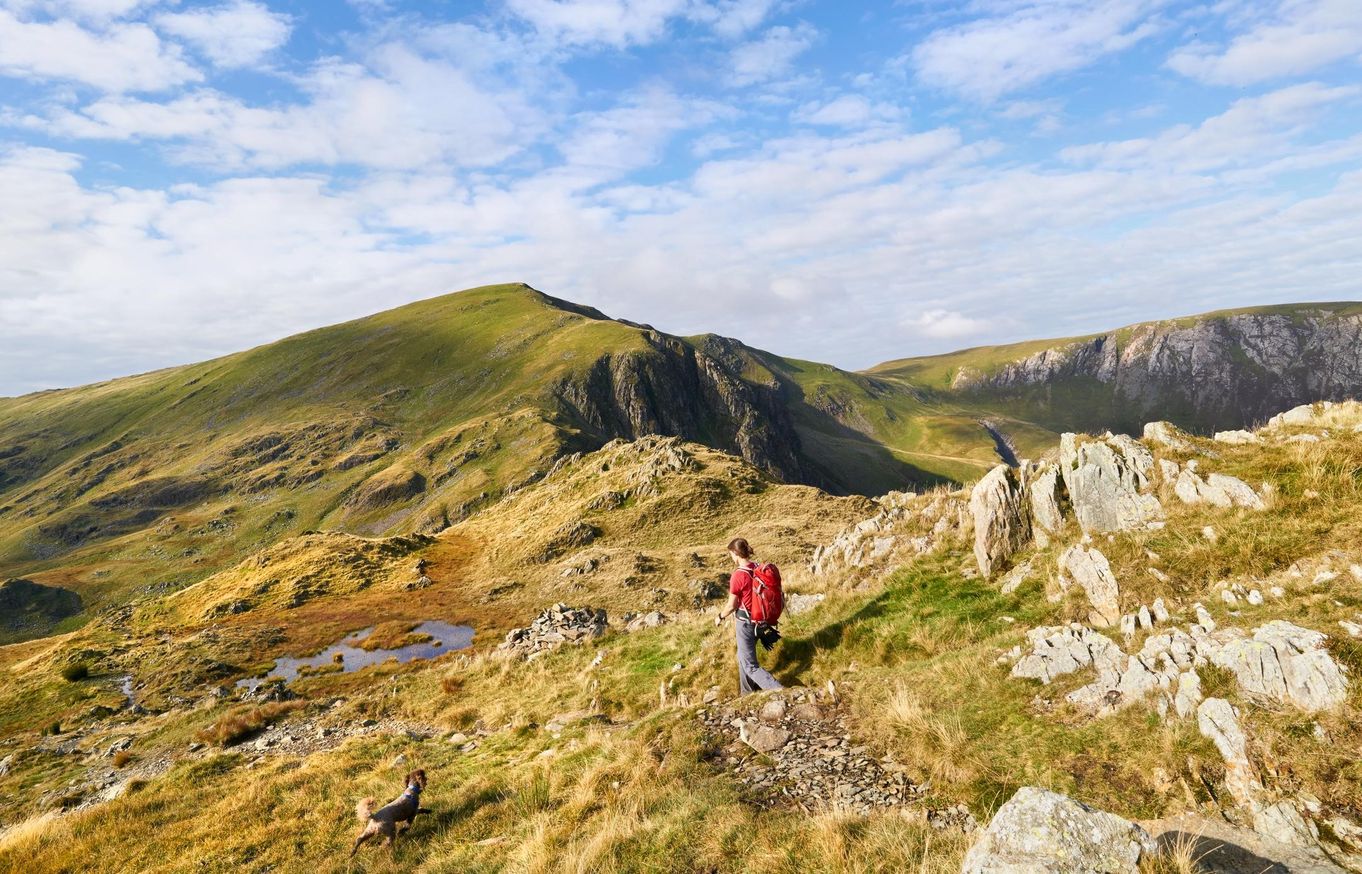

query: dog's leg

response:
[350,828,372,858]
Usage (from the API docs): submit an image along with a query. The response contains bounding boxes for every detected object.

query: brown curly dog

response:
[350,768,431,856]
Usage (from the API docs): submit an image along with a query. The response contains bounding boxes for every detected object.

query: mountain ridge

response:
[3,284,1361,633]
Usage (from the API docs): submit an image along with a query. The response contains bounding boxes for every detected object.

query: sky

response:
[1,0,1361,396]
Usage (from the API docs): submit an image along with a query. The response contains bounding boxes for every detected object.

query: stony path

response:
[697,688,930,817]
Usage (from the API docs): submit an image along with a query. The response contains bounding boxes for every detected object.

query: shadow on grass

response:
[423,784,503,836]
[768,591,895,683]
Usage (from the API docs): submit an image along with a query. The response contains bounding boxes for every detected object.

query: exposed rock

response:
[999,559,1033,595]
[759,698,787,723]
[690,577,725,607]
[1269,403,1325,429]
[1197,697,1262,808]
[1194,698,1320,847]
[970,465,1031,577]
[1010,624,1123,685]
[811,490,966,578]
[534,521,601,563]
[499,603,608,657]
[1058,545,1122,627]
[1172,467,1265,510]
[961,786,1158,873]
[954,313,1362,436]
[1207,621,1349,712]
[1214,429,1261,445]
[552,333,813,486]
[624,611,669,632]
[698,690,918,815]
[1173,670,1202,718]
[1253,800,1319,848]
[0,578,83,638]
[1027,462,1065,547]
[738,721,791,754]
[1143,421,1190,450]
[1058,434,1162,534]
[784,592,825,615]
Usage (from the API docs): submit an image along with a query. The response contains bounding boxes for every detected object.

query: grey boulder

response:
[961,786,1158,873]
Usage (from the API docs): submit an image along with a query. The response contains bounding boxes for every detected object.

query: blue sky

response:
[2,0,1361,395]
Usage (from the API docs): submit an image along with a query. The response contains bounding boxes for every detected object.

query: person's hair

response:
[727,537,753,559]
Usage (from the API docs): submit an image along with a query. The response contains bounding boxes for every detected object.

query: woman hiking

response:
[714,537,784,695]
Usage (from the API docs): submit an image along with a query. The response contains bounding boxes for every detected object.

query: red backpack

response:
[741,562,784,625]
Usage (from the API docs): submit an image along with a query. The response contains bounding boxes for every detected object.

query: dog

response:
[350,768,431,856]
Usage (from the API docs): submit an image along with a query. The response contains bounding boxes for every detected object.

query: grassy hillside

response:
[0,285,1031,634]
[3,404,1362,871]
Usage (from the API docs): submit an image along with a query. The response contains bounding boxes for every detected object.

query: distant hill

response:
[2,285,1359,629]
[0,285,1017,620]
[871,302,1362,435]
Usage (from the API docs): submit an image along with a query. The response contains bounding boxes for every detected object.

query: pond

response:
[235,620,474,693]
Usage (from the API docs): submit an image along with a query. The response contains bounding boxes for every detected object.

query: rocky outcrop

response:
[1207,621,1349,712]
[1167,461,1265,510]
[1197,698,1320,848]
[1027,462,1065,547]
[961,786,1158,873]
[533,520,601,563]
[1057,545,1122,627]
[1010,624,1123,685]
[1007,615,1349,719]
[950,308,1362,435]
[970,465,1031,577]
[1059,434,1162,533]
[1197,698,1262,809]
[552,331,811,486]
[810,491,966,578]
[498,603,608,658]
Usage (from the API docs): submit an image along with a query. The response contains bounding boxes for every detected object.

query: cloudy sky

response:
[2,0,1360,395]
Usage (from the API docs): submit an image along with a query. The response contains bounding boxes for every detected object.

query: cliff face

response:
[551,331,814,487]
[951,308,1362,433]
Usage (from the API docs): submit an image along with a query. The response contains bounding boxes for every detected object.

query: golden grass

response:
[8,419,1362,871]
[195,701,306,747]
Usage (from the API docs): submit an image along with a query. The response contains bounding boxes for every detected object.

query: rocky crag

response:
[945,305,1362,434]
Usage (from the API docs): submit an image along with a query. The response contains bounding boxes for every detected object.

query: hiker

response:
[714,537,784,695]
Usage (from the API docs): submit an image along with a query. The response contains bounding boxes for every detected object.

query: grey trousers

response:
[736,616,783,695]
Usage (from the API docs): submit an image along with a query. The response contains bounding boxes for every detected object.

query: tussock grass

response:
[195,701,306,747]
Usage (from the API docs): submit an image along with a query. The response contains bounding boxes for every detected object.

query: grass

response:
[6,349,1362,870]
[194,701,307,747]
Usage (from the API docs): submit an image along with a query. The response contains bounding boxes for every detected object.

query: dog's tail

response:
[355,797,375,823]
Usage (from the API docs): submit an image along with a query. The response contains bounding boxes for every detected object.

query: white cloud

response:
[692,0,779,39]
[1168,0,1362,85]
[902,308,992,340]
[2,0,159,21]
[1060,82,1360,173]
[504,0,692,48]
[913,0,1165,101]
[794,94,900,127]
[27,43,543,170]
[729,22,816,86]
[155,1,292,68]
[558,88,722,181]
[503,0,780,47]
[0,8,201,92]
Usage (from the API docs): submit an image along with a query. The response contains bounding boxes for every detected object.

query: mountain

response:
[0,284,1014,621]
[2,286,1360,632]
[873,302,1362,435]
